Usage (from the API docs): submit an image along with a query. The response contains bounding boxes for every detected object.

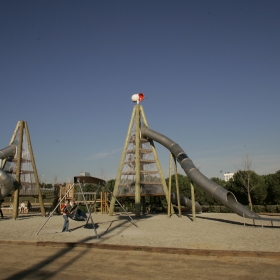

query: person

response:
[61,200,70,232]
[61,199,78,232]
[20,201,25,213]
[27,201,32,212]
[0,199,4,219]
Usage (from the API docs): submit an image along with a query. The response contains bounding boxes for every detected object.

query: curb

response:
[1,240,280,259]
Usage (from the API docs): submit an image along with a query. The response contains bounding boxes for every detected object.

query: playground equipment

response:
[171,192,202,213]
[59,173,110,214]
[110,94,280,224]
[37,181,100,237]
[141,126,261,219]
[0,121,45,218]
[110,94,201,217]
[37,176,137,237]
[109,95,172,217]
[141,125,280,224]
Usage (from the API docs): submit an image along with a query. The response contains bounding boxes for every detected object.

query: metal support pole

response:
[85,183,102,225]
[77,181,99,238]
[36,183,76,235]
[106,186,138,227]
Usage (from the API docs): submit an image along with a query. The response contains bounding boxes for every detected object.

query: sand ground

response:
[0,212,280,279]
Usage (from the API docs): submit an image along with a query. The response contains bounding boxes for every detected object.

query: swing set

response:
[36,179,137,238]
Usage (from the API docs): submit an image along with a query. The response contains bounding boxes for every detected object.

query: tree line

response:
[40,168,279,210]
[166,170,280,208]
[105,170,280,208]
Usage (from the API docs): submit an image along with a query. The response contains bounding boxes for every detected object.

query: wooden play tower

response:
[1,121,45,218]
[109,94,170,217]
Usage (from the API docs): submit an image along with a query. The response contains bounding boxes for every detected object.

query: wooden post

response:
[190,181,196,222]
[12,121,24,219]
[93,192,96,213]
[135,105,141,217]
[174,156,182,217]
[104,192,108,213]
[100,191,103,214]
[167,153,172,217]
[24,122,45,216]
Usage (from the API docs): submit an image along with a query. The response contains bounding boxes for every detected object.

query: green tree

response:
[264,171,280,205]
[164,174,222,205]
[106,179,116,192]
[210,177,226,188]
[231,170,267,209]
[165,174,191,198]
[232,154,267,210]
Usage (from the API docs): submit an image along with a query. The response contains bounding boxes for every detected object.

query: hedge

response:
[202,205,280,213]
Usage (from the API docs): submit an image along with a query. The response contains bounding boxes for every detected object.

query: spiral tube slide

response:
[0,145,16,200]
[141,126,260,219]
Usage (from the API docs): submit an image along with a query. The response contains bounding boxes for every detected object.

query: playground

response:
[0,94,280,278]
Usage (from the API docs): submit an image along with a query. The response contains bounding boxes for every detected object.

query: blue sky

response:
[1,0,279,184]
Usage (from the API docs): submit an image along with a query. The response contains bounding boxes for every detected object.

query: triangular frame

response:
[2,121,45,218]
[109,105,171,217]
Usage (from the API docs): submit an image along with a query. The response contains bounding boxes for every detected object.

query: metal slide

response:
[171,192,202,213]
[0,144,16,200]
[141,126,260,219]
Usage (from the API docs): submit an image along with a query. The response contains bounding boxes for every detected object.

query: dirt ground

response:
[1,243,280,280]
[1,212,280,279]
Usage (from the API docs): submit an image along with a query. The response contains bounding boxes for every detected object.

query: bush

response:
[265,205,279,213]
[251,205,265,213]
[202,205,280,213]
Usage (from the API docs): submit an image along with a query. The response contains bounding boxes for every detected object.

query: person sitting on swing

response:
[68,199,77,218]
[61,199,78,232]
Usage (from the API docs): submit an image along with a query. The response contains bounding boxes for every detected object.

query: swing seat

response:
[69,209,87,221]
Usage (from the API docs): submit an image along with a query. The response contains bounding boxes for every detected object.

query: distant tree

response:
[210,177,226,188]
[164,174,223,205]
[231,155,267,210]
[106,179,116,192]
[263,171,280,205]
[165,174,191,198]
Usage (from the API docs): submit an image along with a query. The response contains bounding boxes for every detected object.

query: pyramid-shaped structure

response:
[2,122,39,195]
[117,113,166,196]
[110,105,169,216]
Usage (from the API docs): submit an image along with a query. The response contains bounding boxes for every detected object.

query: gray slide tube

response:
[0,144,16,160]
[0,144,16,200]
[0,169,15,199]
[171,192,202,213]
[141,126,260,219]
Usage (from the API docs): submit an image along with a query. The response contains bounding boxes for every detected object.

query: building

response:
[224,172,234,182]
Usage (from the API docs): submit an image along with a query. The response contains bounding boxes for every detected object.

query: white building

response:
[224,172,234,182]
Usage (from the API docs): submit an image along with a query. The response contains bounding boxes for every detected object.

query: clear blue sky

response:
[1,0,279,184]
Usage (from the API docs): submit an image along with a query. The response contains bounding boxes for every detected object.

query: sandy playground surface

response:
[0,211,280,252]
